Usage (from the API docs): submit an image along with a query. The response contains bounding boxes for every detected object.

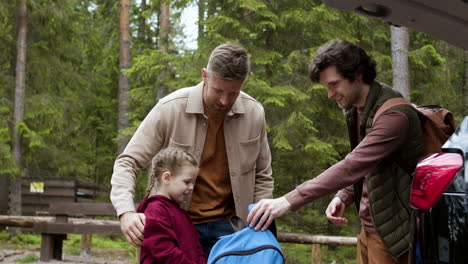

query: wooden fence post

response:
[311,244,322,264]
[0,174,9,215]
[81,234,92,257]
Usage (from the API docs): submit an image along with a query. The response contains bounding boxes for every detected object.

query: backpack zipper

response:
[210,245,285,264]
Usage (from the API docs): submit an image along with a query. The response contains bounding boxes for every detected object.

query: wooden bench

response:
[33,202,121,261]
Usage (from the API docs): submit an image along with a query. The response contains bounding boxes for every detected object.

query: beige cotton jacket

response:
[110,82,274,221]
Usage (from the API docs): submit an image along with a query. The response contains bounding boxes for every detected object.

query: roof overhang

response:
[323,0,468,50]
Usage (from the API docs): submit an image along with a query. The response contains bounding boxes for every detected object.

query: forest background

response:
[1,0,467,263]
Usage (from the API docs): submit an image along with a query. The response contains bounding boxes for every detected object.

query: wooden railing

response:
[278,232,357,264]
[1,215,357,263]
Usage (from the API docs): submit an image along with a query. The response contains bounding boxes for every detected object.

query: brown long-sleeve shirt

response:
[188,108,235,224]
[284,111,410,232]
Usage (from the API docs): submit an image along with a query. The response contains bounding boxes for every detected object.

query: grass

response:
[9,234,41,246]
[13,253,38,263]
[281,243,312,264]
[0,231,11,241]
[0,231,40,249]
[0,231,132,249]
[0,231,137,262]
[280,243,356,264]
[63,234,133,249]
[1,231,355,264]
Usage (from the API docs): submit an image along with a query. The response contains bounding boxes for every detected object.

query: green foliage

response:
[63,234,136,262]
[322,245,357,264]
[0,0,118,182]
[0,231,12,241]
[0,232,136,262]
[407,31,466,120]
[0,0,17,175]
[0,231,132,249]
[63,234,133,250]
[0,127,19,175]
[280,243,312,264]
[280,243,357,264]
[1,1,466,263]
[13,253,39,263]
[91,235,133,249]
[9,233,41,245]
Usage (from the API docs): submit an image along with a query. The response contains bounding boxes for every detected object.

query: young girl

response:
[137,148,207,264]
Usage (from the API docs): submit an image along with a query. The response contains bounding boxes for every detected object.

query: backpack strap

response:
[373,97,412,126]
[373,97,416,175]
[229,216,247,231]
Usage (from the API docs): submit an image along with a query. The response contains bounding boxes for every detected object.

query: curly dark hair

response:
[309,40,376,85]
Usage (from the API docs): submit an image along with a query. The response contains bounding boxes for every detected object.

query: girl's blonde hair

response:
[145,148,198,198]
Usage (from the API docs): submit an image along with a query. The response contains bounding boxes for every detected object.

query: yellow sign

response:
[30,182,44,193]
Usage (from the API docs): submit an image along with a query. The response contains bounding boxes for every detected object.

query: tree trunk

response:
[118,0,131,154]
[13,0,28,172]
[156,0,170,100]
[464,51,468,116]
[159,0,169,53]
[264,0,273,78]
[208,0,216,17]
[137,0,147,51]
[391,26,410,100]
[82,0,90,11]
[197,0,205,48]
[145,0,171,182]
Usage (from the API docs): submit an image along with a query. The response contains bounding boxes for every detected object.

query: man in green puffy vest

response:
[248,39,425,264]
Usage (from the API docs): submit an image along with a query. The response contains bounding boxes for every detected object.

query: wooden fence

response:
[278,232,357,264]
[0,175,110,216]
[0,215,357,263]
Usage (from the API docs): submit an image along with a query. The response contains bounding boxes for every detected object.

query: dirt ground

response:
[0,243,135,264]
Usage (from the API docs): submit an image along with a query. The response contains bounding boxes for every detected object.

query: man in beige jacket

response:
[110,43,274,255]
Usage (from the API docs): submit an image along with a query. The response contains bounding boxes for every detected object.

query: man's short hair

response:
[207,42,250,80]
[309,40,376,85]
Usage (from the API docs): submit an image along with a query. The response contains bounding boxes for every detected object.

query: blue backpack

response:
[207,205,285,264]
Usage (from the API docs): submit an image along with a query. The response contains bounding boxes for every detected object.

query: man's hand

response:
[120,211,146,247]
[325,197,348,225]
[247,197,291,231]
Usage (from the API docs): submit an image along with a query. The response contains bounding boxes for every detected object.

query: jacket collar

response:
[360,81,382,124]
[185,81,245,116]
[345,81,382,149]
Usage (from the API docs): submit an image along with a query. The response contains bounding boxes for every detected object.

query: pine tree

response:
[391,26,410,99]
[118,0,131,154]
[12,0,28,174]
[0,1,17,175]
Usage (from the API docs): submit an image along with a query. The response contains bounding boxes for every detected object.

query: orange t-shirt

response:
[188,109,235,224]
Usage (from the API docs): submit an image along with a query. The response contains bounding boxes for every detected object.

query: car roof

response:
[323,0,468,50]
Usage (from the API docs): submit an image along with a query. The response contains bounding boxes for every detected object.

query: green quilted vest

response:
[344,81,425,259]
